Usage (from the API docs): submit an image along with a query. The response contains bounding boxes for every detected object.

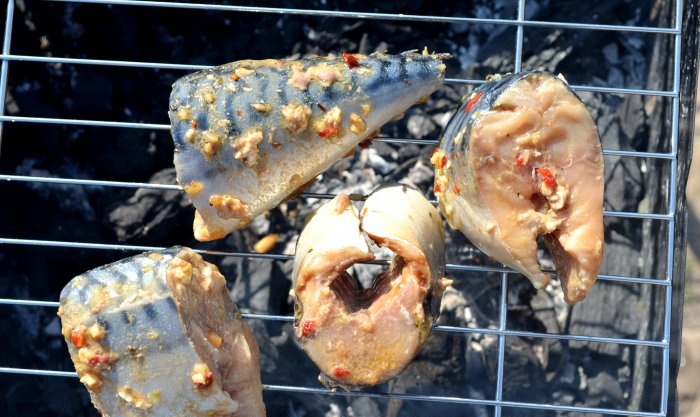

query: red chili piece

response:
[88,355,111,367]
[434,183,444,194]
[514,153,525,167]
[191,119,198,129]
[358,138,374,148]
[195,371,213,389]
[318,127,338,138]
[70,330,87,348]
[301,320,315,337]
[342,53,360,69]
[466,92,483,113]
[70,329,87,348]
[536,168,557,188]
[332,365,350,378]
[230,73,240,81]
[437,155,447,169]
[453,184,461,194]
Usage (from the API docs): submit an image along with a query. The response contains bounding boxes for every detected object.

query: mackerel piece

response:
[58,247,266,417]
[292,185,449,388]
[169,50,449,241]
[432,71,604,303]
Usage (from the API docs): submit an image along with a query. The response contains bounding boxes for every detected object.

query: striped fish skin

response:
[168,50,450,241]
[292,184,448,388]
[58,247,266,417]
[433,71,604,304]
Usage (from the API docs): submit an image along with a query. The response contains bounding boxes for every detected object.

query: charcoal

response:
[107,168,193,244]
[15,159,97,222]
[406,113,438,139]
[587,370,626,406]
[222,256,292,315]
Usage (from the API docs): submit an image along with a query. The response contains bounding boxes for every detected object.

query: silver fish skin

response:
[433,71,604,304]
[58,247,266,417]
[292,184,448,388]
[169,50,450,241]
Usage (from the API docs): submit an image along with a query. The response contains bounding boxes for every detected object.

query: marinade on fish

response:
[58,247,266,417]
[433,71,604,304]
[292,184,450,388]
[169,49,450,241]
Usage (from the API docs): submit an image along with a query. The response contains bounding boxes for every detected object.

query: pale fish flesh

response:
[432,71,604,304]
[292,184,449,388]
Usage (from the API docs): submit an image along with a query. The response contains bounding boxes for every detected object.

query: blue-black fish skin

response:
[168,50,450,241]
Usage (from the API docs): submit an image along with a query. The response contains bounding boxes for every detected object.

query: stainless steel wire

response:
[0,0,14,153]
[659,1,685,411]
[0,53,680,95]
[495,6,524,413]
[0,174,677,219]
[49,0,681,34]
[0,0,689,416]
[493,272,509,417]
[0,294,675,348]
[0,236,676,286]
[0,365,674,417]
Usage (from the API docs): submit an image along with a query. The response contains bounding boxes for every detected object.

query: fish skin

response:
[292,184,447,388]
[169,50,450,241]
[58,247,266,417]
[434,71,604,304]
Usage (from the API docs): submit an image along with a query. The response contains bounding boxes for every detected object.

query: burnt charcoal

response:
[395,142,421,163]
[349,397,382,417]
[3,375,94,417]
[361,148,399,175]
[483,336,548,405]
[5,159,105,251]
[404,159,434,189]
[223,256,292,315]
[406,113,438,139]
[15,158,97,223]
[107,168,193,245]
[79,130,174,181]
[587,371,626,407]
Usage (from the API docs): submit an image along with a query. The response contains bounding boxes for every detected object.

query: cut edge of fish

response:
[435,71,604,304]
[292,185,446,388]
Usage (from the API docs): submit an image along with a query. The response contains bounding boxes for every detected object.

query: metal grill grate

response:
[0,1,697,416]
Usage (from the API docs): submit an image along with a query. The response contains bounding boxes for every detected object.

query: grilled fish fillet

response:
[292,184,448,388]
[58,247,266,417]
[433,71,604,303]
[168,50,449,241]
